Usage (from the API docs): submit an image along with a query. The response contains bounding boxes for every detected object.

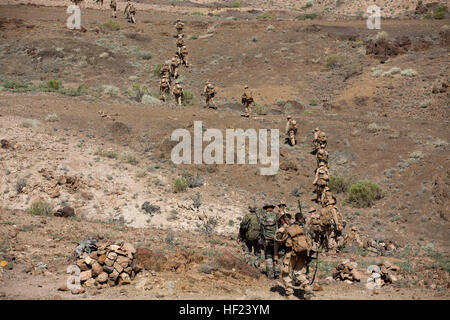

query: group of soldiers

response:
[69,1,136,23]
[238,129,348,299]
[158,20,219,108]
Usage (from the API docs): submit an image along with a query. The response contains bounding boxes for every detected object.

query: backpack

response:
[261,210,277,241]
[319,207,333,226]
[285,225,310,254]
[241,212,261,241]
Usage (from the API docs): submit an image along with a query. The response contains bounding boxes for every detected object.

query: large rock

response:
[119,273,131,285]
[91,262,103,276]
[80,270,92,282]
[121,243,136,254]
[97,272,108,283]
[134,247,168,272]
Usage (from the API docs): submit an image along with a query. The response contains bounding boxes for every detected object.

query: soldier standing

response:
[170,56,180,79]
[285,116,298,146]
[160,61,171,79]
[316,146,328,168]
[172,81,184,106]
[179,45,189,67]
[320,187,345,253]
[110,0,117,18]
[237,206,262,269]
[312,127,327,154]
[241,85,254,118]
[176,34,185,55]
[313,161,329,203]
[159,75,171,102]
[203,80,217,109]
[174,19,184,36]
[275,218,313,299]
[260,204,278,279]
[124,0,136,24]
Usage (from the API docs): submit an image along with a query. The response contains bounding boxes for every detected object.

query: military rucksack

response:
[319,207,333,226]
[285,224,310,254]
[241,212,261,241]
[261,210,277,241]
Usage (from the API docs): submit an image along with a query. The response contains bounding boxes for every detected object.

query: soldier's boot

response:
[265,259,275,279]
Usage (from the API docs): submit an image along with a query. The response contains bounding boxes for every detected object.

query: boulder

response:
[80,270,92,282]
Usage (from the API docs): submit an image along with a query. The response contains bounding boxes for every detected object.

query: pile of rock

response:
[76,240,142,288]
[364,239,398,256]
[332,259,361,283]
[378,261,401,284]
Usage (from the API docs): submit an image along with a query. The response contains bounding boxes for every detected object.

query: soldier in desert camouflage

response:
[313,161,329,203]
[241,85,254,117]
[172,81,184,106]
[203,80,217,109]
[159,75,171,102]
[312,127,327,154]
[176,34,185,55]
[179,45,189,67]
[320,187,345,253]
[160,61,171,80]
[110,0,117,18]
[174,19,184,36]
[124,0,136,24]
[170,56,180,79]
[285,116,298,146]
[316,146,328,168]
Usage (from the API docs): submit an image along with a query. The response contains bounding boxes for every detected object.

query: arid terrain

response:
[0,1,449,300]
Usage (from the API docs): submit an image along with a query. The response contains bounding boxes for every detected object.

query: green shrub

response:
[433,3,448,19]
[138,51,153,60]
[94,149,118,159]
[28,201,53,216]
[102,20,120,31]
[190,11,204,16]
[296,13,318,20]
[232,2,240,8]
[324,54,344,70]
[182,172,204,188]
[39,79,62,92]
[329,175,353,194]
[3,80,31,92]
[351,186,382,207]
[253,104,268,115]
[173,177,188,193]
[128,83,149,102]
[121,153,139,165]
[256,12,272,20]
[182,90,195,106]
[45,113,59,122]
[345,180,384,208]
[153,63,163,77]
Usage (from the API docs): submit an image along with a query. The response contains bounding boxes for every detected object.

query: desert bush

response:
[329,175,353,194]
[190,11,204,16]
[296,13,318,20]
[128,83,149,102]
[28,201,53,216]
[375,31,389,40]
[433,3,448,19]
[232,2,240,8]
[253,104,268,115]
[19,119,40,128]
[182,172,204,188]
[256,12,272,20]
[3,80,30,92]
[400,69,418,77]
[15,177,27,193]
[45,113,59,122]
[102,20,120,31]
[324,54,344,69]
[153,63,163,77]
[141,201,161,214]
[121,153,139,165]
[102,85,120,97]
[173,177,188,193]
[39,79,62,92]
[138,51,153,60]
[345,180,384,208]
[167,209,179,221]
[182,90,195,106]
[94,149,118,159]
[191,192,202,209]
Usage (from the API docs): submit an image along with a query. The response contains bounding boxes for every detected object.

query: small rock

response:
[97,272,108,283]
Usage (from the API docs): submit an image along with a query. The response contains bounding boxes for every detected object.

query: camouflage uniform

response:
[176,35,185,55]
[179,46,189,67]
[159,76,171,102]
[170,56,180,79]
[203,81,216,109]
[124,1,136,24]
[241,86,254,117]
[285,116,298,146]
[320,188,345,253]
[313,162,329,203]
[316,147,328,168]
[172,82,184,106]
[174,20,184,35]
[110,0,117,18]
[160,62,171,79]
[260,205,278,279]
[305,207,322,253]
[275,222,312,298]
[312,128,327,153]
[238,206,262,269]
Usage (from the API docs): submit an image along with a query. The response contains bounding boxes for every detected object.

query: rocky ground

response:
[0,2,449,300]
